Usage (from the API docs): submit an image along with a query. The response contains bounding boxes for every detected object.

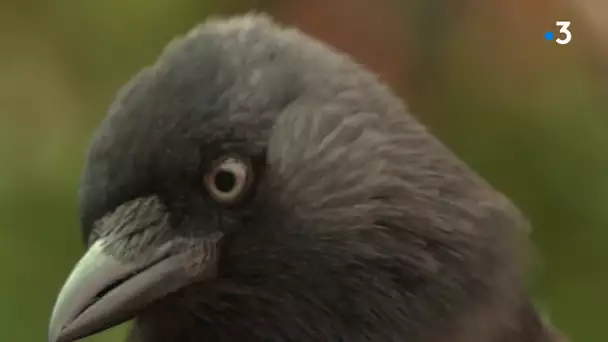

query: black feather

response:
[76,13,564,342]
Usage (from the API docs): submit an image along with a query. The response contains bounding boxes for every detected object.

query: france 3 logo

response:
[544,21,572,45]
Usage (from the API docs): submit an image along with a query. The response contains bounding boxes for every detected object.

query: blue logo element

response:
[544,31,554,41]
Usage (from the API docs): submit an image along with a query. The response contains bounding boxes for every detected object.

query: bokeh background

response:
[1,0,607,341]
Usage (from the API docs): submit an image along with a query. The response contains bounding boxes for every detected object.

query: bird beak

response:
[48,233,219,342]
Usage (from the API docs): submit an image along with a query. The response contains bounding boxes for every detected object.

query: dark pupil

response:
[214,170,237,193]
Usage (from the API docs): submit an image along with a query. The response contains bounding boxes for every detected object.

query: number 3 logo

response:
[556,21,572,45]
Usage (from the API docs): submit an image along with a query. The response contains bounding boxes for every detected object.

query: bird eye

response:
[204,155,253,204]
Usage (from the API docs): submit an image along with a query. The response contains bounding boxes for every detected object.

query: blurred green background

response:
[1,0,606,341]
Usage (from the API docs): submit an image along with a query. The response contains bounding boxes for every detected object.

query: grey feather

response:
[77,13,562,342]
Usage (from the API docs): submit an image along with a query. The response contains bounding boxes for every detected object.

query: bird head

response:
[49,14,532,342]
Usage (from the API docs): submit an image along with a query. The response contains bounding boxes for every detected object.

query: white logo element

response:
[556,21,572,45]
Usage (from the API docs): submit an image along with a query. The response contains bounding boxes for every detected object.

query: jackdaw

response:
[48,13,566,342]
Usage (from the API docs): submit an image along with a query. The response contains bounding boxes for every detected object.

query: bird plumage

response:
[51,13,565,342]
